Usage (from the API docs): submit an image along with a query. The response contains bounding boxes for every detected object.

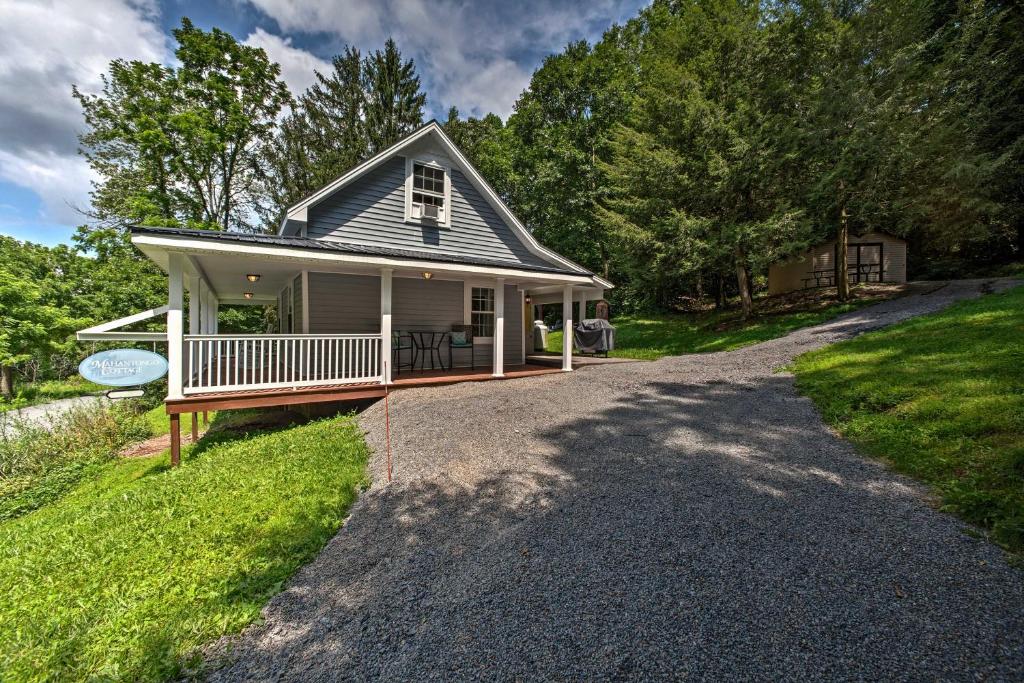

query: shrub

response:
[0,401,152,521]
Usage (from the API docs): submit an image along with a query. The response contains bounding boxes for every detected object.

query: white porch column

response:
[577,292,588,323]
[167,253,185,399]
[301,271,310,333]
[493,278,505,377]
[197,281,207,334]
[562,284,573,372]
[188,274,201,335]
[209,298,219,334]
[380,268,393,384]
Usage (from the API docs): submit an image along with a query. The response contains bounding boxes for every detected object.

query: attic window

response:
[407,160,449,224]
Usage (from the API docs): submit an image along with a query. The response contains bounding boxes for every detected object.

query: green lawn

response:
[791,285,1024,553]
[0,376,106,412]
[546,296,886,360]
[0,414,369,681]
[140,403,214,437]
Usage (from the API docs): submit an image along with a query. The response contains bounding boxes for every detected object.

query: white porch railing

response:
[183,334,383,394]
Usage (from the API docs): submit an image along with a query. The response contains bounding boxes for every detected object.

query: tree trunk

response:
[0,365,13,400]
[735,247,753,319]
[716,273,726,309]
[837,201,850,302]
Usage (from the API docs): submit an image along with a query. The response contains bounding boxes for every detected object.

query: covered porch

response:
[119,227,606,463]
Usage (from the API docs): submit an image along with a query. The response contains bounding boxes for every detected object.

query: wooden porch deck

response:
[164,363,563,415]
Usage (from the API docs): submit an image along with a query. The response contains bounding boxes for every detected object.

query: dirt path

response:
[209,279,1023,681]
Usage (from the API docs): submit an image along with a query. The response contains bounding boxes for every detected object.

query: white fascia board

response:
[278,122,596,278]
[76,305,170,341]
[77,331,168,342]
[132,233,598,286]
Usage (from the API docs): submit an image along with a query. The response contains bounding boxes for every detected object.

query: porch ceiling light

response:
[525,295,532,304]
[422,271,433,280]
[243,292,254,299]
[246,273,261,282]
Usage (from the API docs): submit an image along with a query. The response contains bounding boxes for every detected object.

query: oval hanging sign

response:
[79,349,168,387]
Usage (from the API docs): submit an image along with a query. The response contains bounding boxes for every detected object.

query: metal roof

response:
[130,226,592,277]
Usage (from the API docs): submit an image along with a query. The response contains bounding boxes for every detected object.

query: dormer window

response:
[405,158,451,226]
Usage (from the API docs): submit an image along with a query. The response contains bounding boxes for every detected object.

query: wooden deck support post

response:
[562,285,574,372]
[170,413,181,466]
[191,412,199,443]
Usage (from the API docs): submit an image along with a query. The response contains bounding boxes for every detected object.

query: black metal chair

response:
[392,330,414,376]
[448,324,475,369]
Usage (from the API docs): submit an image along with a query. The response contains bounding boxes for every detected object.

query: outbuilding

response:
[768,231,907,296]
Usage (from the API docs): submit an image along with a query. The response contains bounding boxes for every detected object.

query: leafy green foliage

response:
[363,38,428,154]
[462,0,1023,312]
[74,17,290,233]
[0,377,106,413]
[792,286,1024,553]
[0,415,369,681]
[0,253,84,397]
[0,401,153,520]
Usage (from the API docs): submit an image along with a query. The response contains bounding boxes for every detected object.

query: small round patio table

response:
[408,330,450,371]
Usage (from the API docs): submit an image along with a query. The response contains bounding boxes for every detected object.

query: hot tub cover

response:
[574,318,615,353]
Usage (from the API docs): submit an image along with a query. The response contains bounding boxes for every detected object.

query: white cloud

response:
[244,27,332,100]
[244,0,640,118]
[0,0,168,225]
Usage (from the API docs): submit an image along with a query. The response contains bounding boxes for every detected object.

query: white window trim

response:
[464,281,495,344]
[405,155,451,228]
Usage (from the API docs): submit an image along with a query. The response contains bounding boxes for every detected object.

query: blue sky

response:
[0,0,648,249]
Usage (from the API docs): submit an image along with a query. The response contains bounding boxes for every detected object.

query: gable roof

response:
[280,120,611,287]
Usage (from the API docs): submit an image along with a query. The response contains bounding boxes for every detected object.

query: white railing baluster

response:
[179,333,383,394]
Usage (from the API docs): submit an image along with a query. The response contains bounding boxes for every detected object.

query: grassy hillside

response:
[0,415,369,681]
[546,288,895,360]
[792,285,1024,553]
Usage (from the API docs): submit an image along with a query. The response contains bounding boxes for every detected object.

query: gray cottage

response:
[80,121,611,463]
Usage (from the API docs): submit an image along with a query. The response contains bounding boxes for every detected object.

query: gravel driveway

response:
[208,279,1023,681]
[0,394,107,434]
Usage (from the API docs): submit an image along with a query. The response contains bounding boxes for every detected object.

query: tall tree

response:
[442,107,516,201]
[597,0,812,315]
[507,34,636,280]
[74,18,290,235]
[259,47,368,223]
[363,38,426,153]
[260,40,427,224]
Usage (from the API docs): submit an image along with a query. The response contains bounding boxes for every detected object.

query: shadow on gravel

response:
[208,372,1023,681]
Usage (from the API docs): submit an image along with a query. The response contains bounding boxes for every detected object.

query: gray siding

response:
[306,272,381,334]
[304,274,523,368]
[292,276,303,333]
[306,156,549,267]
[393,277,463,332]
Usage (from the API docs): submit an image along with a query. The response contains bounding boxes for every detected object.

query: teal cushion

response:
[451,331,468,345]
